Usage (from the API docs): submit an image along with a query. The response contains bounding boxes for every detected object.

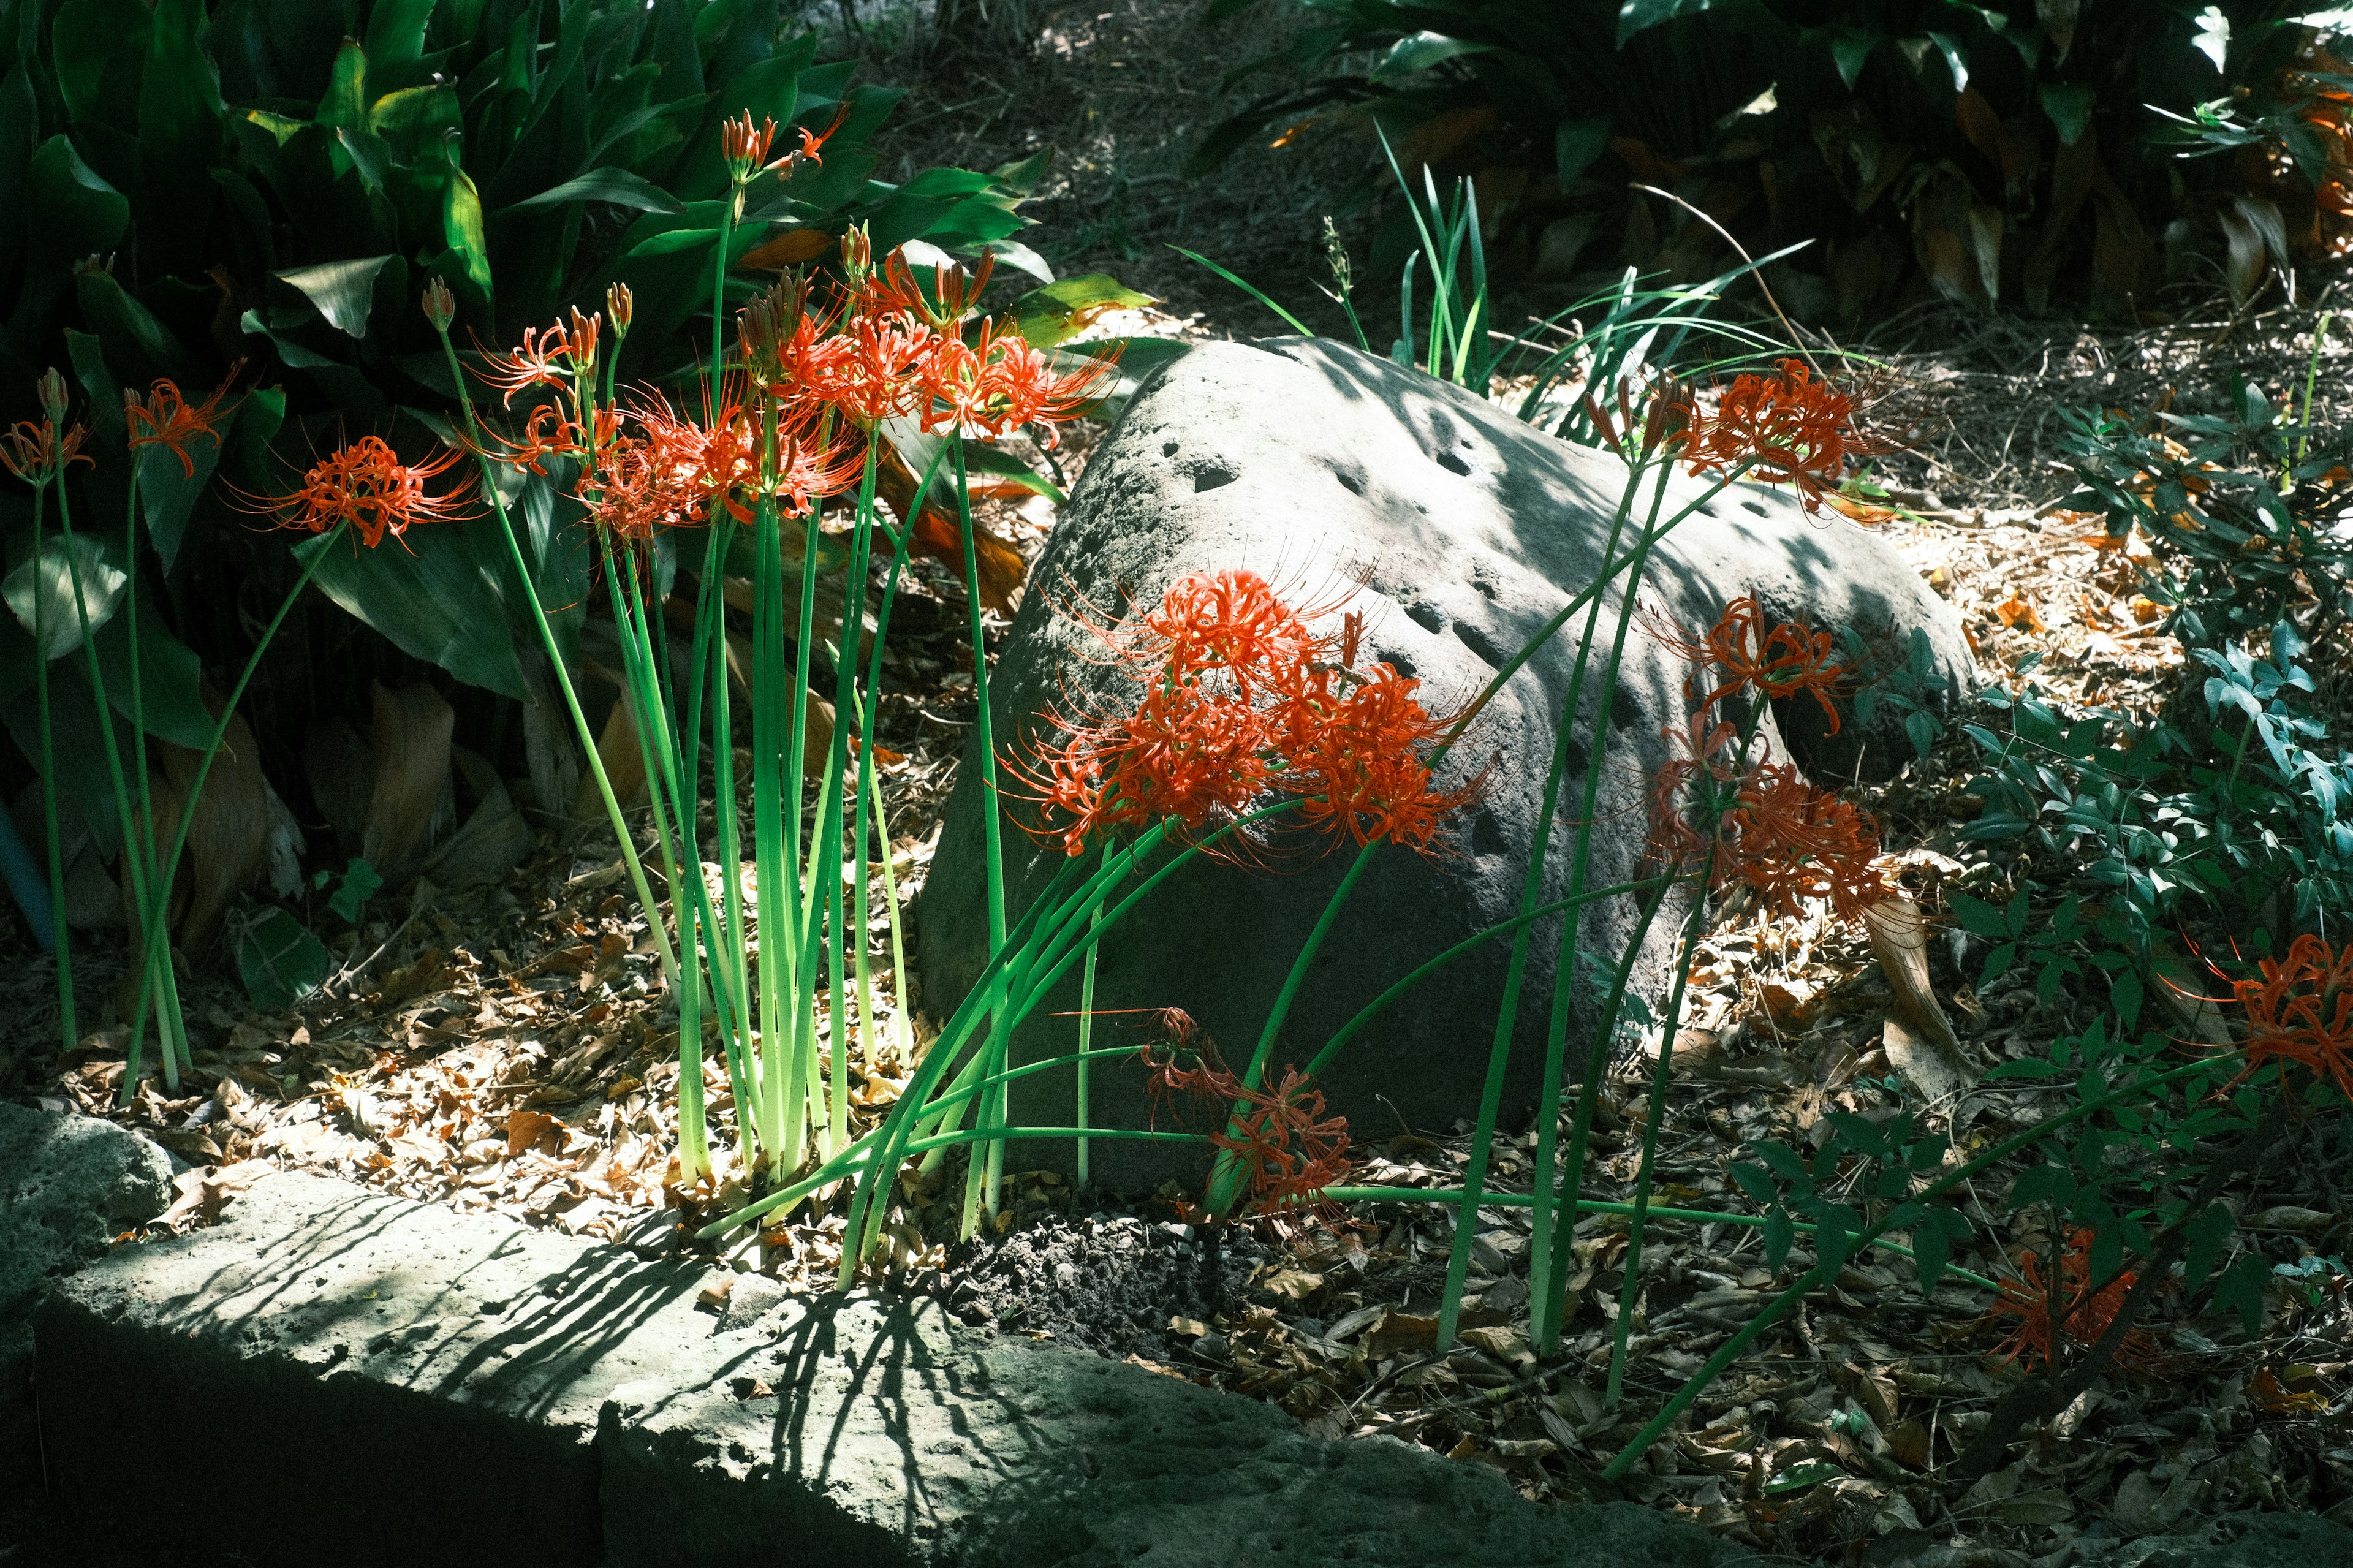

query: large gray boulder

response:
[914,338,1970,1186]
[0,1101,174,1483]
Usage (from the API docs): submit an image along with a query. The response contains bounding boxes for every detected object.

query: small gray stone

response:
[915,338,1971,1184]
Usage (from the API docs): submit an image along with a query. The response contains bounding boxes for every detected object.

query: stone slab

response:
[0,1102,173,1489]
[36,1170,1740,1568]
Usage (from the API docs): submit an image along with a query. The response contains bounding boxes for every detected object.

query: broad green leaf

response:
[52,0,152,126]
[0,661,129,855]
[1373,32,1492,79]
[506,167,686,216]
[275,256,402,338]
[4,536,127,660]
[442,164,495,300]
[317,39,368,131]
[75,269,208,386]
[1616,0,1718,47]
[1555,114,1613,184]
[2039,83,2096,146]
[237,908,335,1009]
[1010,273,1154,348]
[139,0,225,162]
[364,0,436,70]
[628,225,719,258]
[92,596,212,749]
[367,84,461,154]
[296,522,527,699]
[1925,30,1968,92]
[0,61,34,232]
[1947,891,2010,940]
[25,134,130,276]
[1826,25,1881,88]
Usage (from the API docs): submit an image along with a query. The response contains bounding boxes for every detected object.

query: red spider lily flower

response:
[1010,569,1474,858]
[1648,595,1849,733]
[479,316,598,407]
[124,373,241,479]
[1642,702,1743,882]
[806,308,936,429]
[1724,762,1891,920]
[240,436,477,548]
[471,402,620,476]
[973,333,1120,449]
[0,417,93,488]
[1987,1229,2159,1373]
[1283,664,1477,852]
[721,111,781,179]
[917,321,1118,446]
[1683,358,1870,513]
[722,104,848,184]
[1137,1040,1351,1215]
[2231,934,2353,1100]
[863,249,996,331]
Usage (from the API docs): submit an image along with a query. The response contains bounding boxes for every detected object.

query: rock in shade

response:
[914,338,1971,1186]
[0,1101,173,1484]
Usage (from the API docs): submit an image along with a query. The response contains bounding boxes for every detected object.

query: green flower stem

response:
[1438,665,1583,1353]
[28,485,74,1053]
[951,440,1007,957]
[124,537,336,1102]
[1075,839,1112,1187]
[1302,879,1665,1081]
[1598,1048,2245,1480]
[1606,887,1710,1408]
[432,327,680,991]
[55,481,179,1093]
[1526,452,1656,1341]
[120,478,170,1077]
[1306,1186,2004,1295]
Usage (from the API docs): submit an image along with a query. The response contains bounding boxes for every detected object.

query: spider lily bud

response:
[606,282,633,339]
[422,278,457,333]
[36,367,67,422]
[721,111,777,184]
[840,224,874,292]
[565,307,601,379]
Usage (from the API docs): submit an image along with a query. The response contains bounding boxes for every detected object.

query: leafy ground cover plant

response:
[1195,1,2353,318]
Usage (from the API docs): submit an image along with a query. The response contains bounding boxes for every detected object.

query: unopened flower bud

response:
[422,278,457,333]
[36,368,67,422]
[840,224,873,289]
[606,282,633,339]
[566,307,600,376]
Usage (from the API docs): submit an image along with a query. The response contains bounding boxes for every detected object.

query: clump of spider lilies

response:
[8,354,475,1099]
[411,107,1119,1197]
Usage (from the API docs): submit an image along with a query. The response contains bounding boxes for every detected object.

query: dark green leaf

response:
[25,134,131,278]
[1616,0,1719,47]
[53,0,152,127]
[1949,891,2010,939]
[2040,83,2095,146]
[504,166,686,216]
[237,907,334,1009]
[296,521,526,699]
[1762,1208,1794,1273]
[92,596,211,749]
[75,270,207,386]
[365,0,436,70]
[2211,1251,2268,1336]
[327,856,382,922]
[275,256,402,338]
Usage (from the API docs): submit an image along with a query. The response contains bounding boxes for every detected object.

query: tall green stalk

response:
[27,483,74,1053]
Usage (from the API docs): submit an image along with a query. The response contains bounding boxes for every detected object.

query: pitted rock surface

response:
[915,337,1973,1182]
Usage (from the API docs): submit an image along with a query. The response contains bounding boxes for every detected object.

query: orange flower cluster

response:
[2232,934,2353,1099]
[248,436,478,549]
[1643,599,1891,920]
[1648,594,1847,732]
[463,235,1115,550]
[0,414,91,488]
[1681,358,1874,512]
[1988,1229,2158,1373]
[1141,1040,1351,1214]
[124,373,239,478]
[1010,569,1476,858]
